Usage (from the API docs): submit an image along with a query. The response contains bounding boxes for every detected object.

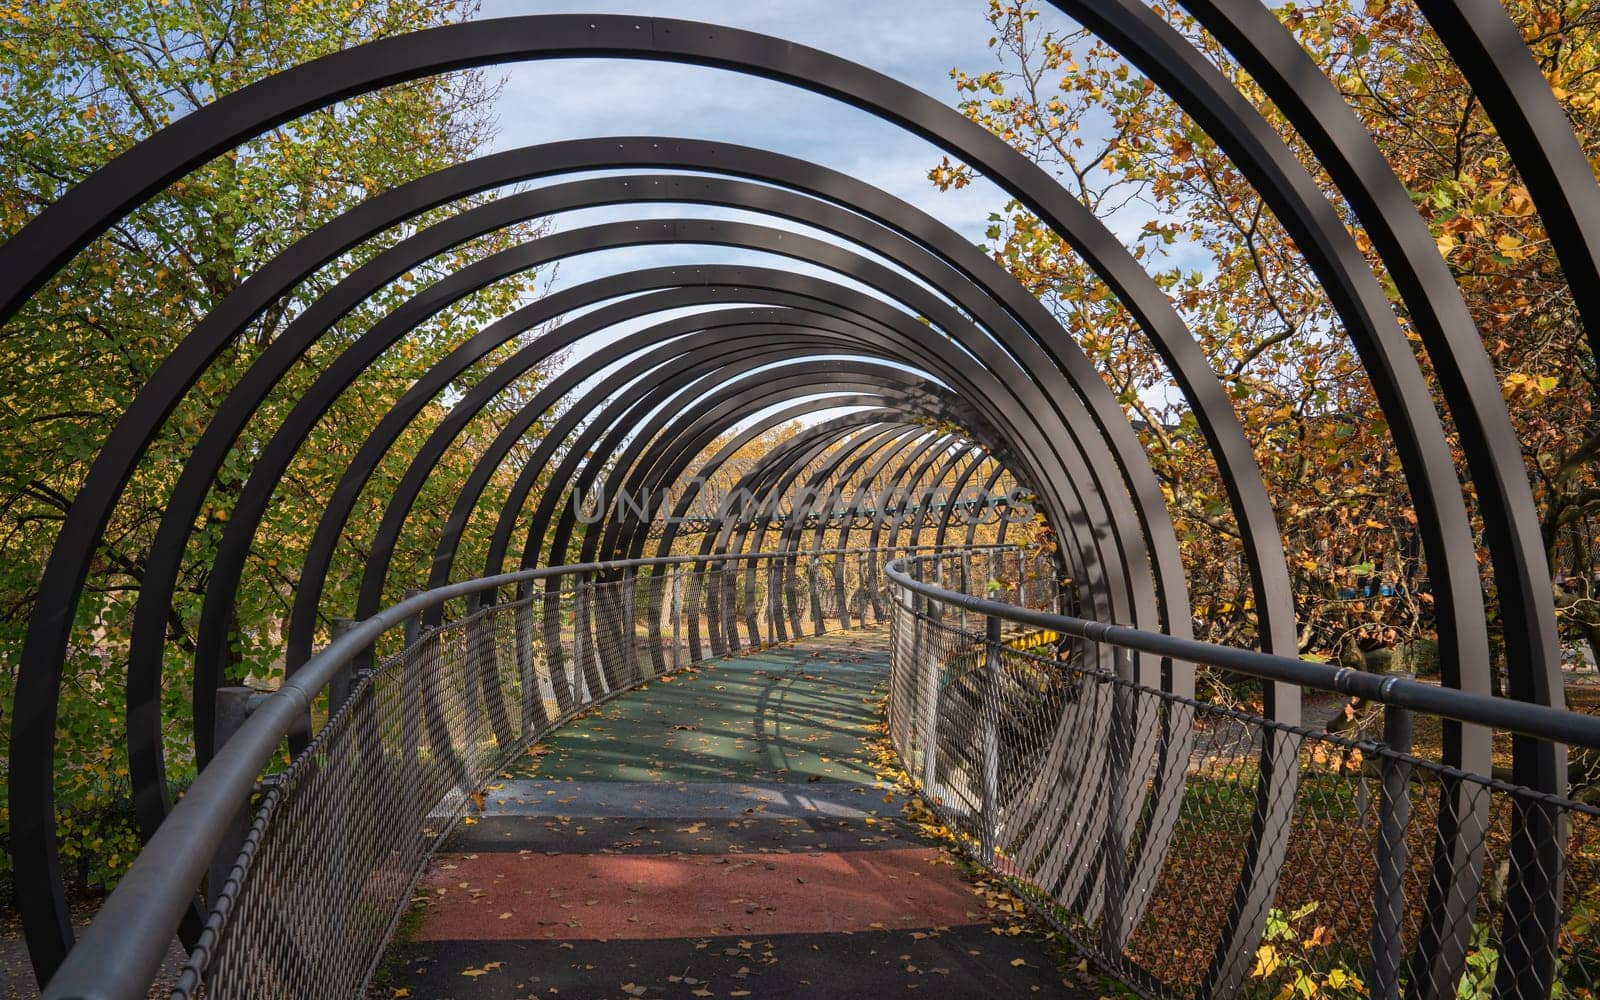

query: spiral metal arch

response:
[0,10,1589,998]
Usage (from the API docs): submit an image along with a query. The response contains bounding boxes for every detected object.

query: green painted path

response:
[509,638,886,785]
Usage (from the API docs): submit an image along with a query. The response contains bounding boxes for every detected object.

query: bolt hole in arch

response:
[0,2,1597,999]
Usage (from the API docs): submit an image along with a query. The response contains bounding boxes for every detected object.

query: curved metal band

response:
[1079,2,1567,988]
[179,215,1106,754]
[3,12,1569,985]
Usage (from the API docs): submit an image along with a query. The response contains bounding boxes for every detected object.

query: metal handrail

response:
[45,545,989,1000]
[884,555,1600,750]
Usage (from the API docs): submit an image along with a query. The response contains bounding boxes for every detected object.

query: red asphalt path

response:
[415,847,984,941]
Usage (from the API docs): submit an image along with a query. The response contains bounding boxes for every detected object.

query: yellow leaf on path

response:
[1010,957,1028,967]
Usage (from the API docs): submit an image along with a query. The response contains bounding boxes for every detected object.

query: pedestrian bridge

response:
[3,8,1600,1000]
[27,549,1600,1000]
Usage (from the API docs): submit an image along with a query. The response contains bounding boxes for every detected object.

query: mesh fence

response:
[887,552,1599,1000]
[169,546,983,999]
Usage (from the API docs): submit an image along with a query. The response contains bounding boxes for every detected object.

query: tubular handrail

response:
[884,555,1600,750]
[46,545,990,1000]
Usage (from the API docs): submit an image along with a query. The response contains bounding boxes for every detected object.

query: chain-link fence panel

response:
[171,547,1005,999]
[887,552,1598,1000]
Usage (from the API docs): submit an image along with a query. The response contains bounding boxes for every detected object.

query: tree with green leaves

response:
[0,0,552,895]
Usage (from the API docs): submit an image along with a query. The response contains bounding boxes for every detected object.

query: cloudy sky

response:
[459,1,1095,423]
[470,0,1063,234]
[461,1,1102,291]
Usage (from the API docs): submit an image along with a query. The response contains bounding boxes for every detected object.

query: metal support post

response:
[980,615,1001,863]
[328,617,356,716]
[400,590,422,826]
[572,579,589,704]
[515,589,538,738]
[207,686,261,911]
[1099,648,1135,954]
[670,566,682,673]
[1371,694,1415,1000]
[857,551,869,627]
[622,568,638,681]
[918,595,940,794]
[959,549,972,633]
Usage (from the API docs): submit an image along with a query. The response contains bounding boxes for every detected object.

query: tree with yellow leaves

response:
[935,0,1599,683]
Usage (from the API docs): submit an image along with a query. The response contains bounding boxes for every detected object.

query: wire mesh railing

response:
[42,545,978,1000]
[885,551,1600,1000]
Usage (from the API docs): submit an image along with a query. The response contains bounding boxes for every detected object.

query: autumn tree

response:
[934,0,1598,681]
[0,0,552,893]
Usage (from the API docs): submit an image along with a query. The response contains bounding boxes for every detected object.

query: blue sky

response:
[463,1,1105,299]
[470,0,1054,238]
[461,1,1092,426]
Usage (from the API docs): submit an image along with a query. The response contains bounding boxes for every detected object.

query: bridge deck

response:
[378,629,1078,998]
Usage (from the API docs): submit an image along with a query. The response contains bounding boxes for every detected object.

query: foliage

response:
[0,0,554,896]
[1453,901,1599,1000]
[1455,923,1500,1000]
[936,0,1600,677]
[1247,903,1367,1000]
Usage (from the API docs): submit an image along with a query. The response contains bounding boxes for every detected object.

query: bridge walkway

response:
[378,629,1080,998]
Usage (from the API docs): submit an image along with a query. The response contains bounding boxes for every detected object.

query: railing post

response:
[670,565,682,672]
[1099,648,1134,955]
[1371,693,1415,1000]
[857,551,869,627]
[325,618,359,935]
[400,590,422,827]
[402,590,421,647]
[462,595,485,735]
[980,615,1001,863]
[515,587,540,738]
[959,549,972,632]
[328,617,356,715]
[917,589,940,794]
[207,686,260,910]
[622,567,638,682]
[572,577,589,704]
